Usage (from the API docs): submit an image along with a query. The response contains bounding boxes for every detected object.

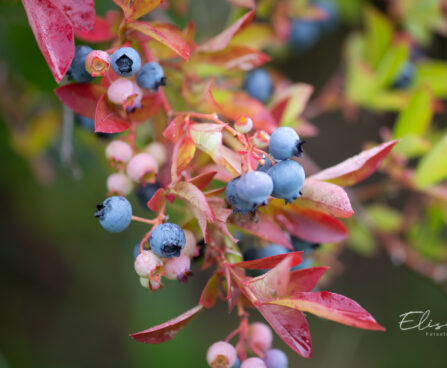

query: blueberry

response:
[226,178,254,214]
[243,68,273,103]
[133,242,150,260]
[136,62,166,90]
[257,244,289,259]
[243,248,260,261]
[268,160,305,203]
[257,159,272,173]
[235,171,273,208]
[269,127,304,160]
[291,256,313,271]
[291,236,319,253]
[263,349,288,368]
[68,45,94,83]
[76,115,95,131]
[135,183,161,211]
[149,223,186,258]
[289,19,320,52]
[111,47,141,77]
[94,196,132,233]
[392,62,415,89]
[233,357,241,368]
[316,0,338,32]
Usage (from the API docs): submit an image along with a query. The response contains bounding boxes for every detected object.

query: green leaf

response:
[394,135,430,158]
[414,134,447,188]
[364,7,393,69]
[366,204,402,232]
[347,219,376,256]
[375,42,409,88]
[394,86,433,138]
[415,61,447,98]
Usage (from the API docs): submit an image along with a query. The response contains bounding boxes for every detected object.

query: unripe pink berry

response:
[247,323,272,352]
[139,276,150,289]
[234,115,253,134]
[207,341,237,368]
[134,250,163,277]
[85,50,110,77]
[182,230,198,257]
[145,141,168,166]
[164,254,192,282]
[107,173,133,195]
[105,140,133,164]
[107,78,143,111]
[126,152,158,182]
[241,357,266,368]
[253,130,270,148]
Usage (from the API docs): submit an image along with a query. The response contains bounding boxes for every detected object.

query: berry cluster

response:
[207,323,288,368]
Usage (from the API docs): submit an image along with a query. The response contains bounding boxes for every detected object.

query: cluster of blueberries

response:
[207,322,289,368]
[226,126,306,213]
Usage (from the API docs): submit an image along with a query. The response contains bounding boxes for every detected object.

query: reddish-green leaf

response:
[147,188,165,212]
[164,116,187,143]
[231,212,293,249]
[200,273,219,308]
[58,0,95,32]
[74,15,115,42]
[130,305,203,343]
[55,83,105,119]
[188,171,217,189]
[126,0,162,20]
[299,179,354,218]
[22,0,74,83]
[232,251,302,270]
[273,207,348,244]
[257,304,312,358]
[127,93,161,122]
[171,136,196,181]
[271,84,313,126]
[95,94,130,133]
[128,21,190,60]
[198,10,256,52]
[267,292,385,331]
[288,267,329,294]
[227,0,255,8]
[311,140,398,186]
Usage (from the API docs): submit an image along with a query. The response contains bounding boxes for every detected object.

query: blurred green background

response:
[1,0,447,367]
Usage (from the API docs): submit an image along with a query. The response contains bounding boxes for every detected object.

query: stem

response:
[131,215,158,225]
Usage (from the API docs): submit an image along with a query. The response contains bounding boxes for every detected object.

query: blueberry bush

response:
[4,0,447,367]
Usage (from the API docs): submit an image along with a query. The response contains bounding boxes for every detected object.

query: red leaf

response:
[130,305,203,343]
[231,212,293,250]
[267,292,385,331]
[288,267,329,294]
[55,83,105,119]
[128,21,190,60]
[22,0,74,83]
[311,141,398,186]
[171,136,196,181]
[95,94,130,133]
[227,0,256,8]
[171,182,215,241]
[209,202,239,243]
[200,274,219,308]
[147,188,165,212]
[75,15,115,42]
[188,171,217,189]
[273,207,348,244]
[128,93,161,122]
[114,0,162,20]
[198,10,255,52]
[164,116,187,143]
[257,304,312,358]
[232,251,302,270]
[57,0,95,32]
[298,179,354,218]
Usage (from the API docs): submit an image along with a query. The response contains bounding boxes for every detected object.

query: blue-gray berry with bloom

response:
[68,45,94,83]
[137,62,166,90]
[226,178,254,214]
[94,196,132,233]
[111,47,141,77]
[269,127,304,160]
[392,62,415,89]
[258,244,289,259]
[263,349,289,368]
[289,19,320,52]
[316,0,339,32]
[268,160,305,203]
[243,68,273,103]
[150,223,186,258]
[236,171,273,208]
[136,183,161,211]
[233,357,241,368]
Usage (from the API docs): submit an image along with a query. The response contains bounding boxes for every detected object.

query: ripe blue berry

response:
[136,62,166,90]
[291,236,319,253]
[269,127,304,160]
[316,0,339,32]
[392,62,415,89]
[76,115,95,131]
[226,178,254,214]
[257,159,272,173]
[136,182,161,211]
[243,68,273,103]
[257,244,289,259]
[133,242,150,260]
[268,160,305,203]
[263,349,288,368]
[68,45,94,83]
[289,19,320,52]
[111,47,141,77]
[149,223,186,258]
[236,171,273,208]
[94,196,132,233]
[233,357,241,368]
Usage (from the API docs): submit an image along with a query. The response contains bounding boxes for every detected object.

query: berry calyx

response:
[107,78,143,111]
[85,50,110,77]
[206,341,237,368]
[111,47,141,77]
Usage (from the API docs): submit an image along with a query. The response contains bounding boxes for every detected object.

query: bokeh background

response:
[1,0,447,367]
